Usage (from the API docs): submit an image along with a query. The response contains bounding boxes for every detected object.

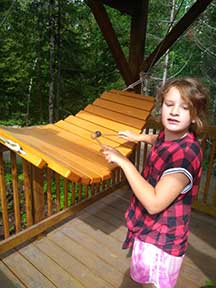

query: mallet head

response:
[91,130,102,139]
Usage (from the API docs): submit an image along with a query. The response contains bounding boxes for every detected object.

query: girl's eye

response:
[182,105,189,110]
[165,102,173,107]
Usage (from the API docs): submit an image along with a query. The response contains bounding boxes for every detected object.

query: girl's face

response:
[161,86,192,140]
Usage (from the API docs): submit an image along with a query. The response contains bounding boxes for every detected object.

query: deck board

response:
[2,249,56,287]
[1,185,216,288]
[35,237,112,288]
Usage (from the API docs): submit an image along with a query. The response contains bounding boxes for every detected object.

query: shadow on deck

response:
[0,185,216,288]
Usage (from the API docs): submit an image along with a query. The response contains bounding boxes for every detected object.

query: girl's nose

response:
[170,105,179,115]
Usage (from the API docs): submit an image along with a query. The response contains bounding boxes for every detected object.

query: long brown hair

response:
[154,77,209,134]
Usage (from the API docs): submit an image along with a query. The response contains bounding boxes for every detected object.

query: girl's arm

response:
[118,130,157,145]
[102,146,189,215]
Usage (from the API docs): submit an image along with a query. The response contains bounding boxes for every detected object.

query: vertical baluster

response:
[142,127,150,168]
[55,173,60,211]
[10,151,21,233]
[0,152,9,238]
[64,179,68,208]
[101,180,106,192]
[135,142,141,169]
[111,170,116,187]
[84,184,89,199]
[118,170,122,185]
[91,183,95,196]
[119,168,124,183]
[129,148,136,168]
[71,182,75,205]
[115,168,121,185]
[78,183,82,202]
[47,168,52,216]
[22,159,33,227]
[32,166,44,223]
[95,182,100,194]
[107,179,112,189]
[203,139,216,203]
[196,135,207,202]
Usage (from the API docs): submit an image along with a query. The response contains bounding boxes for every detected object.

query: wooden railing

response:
[0,148,125,254]
[0,120,216,254]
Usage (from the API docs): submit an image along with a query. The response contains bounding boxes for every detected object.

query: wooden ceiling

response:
[86,0,214,88]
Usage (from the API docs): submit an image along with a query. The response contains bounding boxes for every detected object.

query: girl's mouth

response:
[167,118,179,124]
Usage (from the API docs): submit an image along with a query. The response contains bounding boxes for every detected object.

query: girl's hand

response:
[101,145,127,167]
[118,130,139,142]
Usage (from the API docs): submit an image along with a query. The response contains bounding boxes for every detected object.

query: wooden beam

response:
[101,0,138,16]
[141,0,214,72]
[87,0,133,85]
[32,166,44,223]
[129,0,149,82]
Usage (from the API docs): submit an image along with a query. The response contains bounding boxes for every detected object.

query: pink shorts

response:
[130,237,184,288]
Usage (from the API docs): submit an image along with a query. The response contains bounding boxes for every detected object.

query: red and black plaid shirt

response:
[123,130,202,256]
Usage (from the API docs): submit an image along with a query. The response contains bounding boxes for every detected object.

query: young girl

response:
[102,77,209,288]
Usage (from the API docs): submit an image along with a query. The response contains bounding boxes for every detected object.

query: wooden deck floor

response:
[0,185,216,288]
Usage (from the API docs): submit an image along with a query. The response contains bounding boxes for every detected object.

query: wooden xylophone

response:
[0,89,154,184]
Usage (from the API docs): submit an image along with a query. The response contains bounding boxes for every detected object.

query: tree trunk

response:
[26,58,37,125]
[55,0,62,121]
[162,0,176,85]
[37,1,45,123]
[49,0,56,123]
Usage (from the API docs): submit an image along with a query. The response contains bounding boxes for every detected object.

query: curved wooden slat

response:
[92,98,150,120]
[110,89,155,102]
[76,110,141,133]
[101,92,154,111]
[84,104,145,129]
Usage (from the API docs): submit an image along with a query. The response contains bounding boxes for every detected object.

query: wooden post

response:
[0,152,9,238]
[11,151,21,233]
[47,168,53,216]
[64,178,68,208]
[71,181,76,206]
[32,165,44,223]
[55,173,60,211]
[22,159,33,227]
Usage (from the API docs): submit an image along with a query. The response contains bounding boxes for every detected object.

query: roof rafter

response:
[141,0,214,73]
[101,0,139,16]
[129,0,149,82]
[86,0,133,85]
[88,0,214,86]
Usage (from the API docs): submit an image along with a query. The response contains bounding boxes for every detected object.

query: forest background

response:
[0,0,216,127]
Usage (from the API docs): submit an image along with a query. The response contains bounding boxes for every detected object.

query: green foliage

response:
[0,0,215,125]
[200,280,215,287]
[0,119,27,127]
